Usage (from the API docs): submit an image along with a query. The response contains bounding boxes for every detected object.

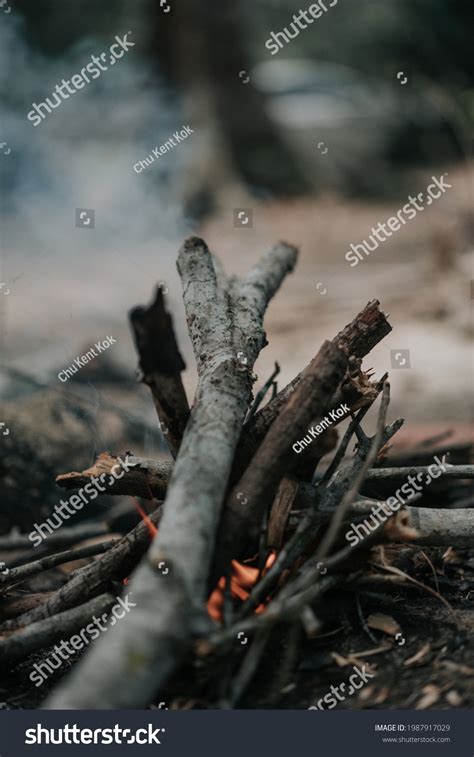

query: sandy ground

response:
[199,163,473,428]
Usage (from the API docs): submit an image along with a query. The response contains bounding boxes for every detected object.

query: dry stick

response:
[315,381,391,563]
[0,539,117,590]
[56,453,173,500]
[267,476,300,550]
[245,362,280,422]
[288,503,474,547]
[208,575,343,648]
[0,593,117,668]
[220,438,444,649]
[45,236,298,709]
[223,627,271,708]
[239,300,391,459]
[319,384,385,485]
[0,508,162,632]
[277,511,397,606]
[0,522,109,552]
[129,286,189,458]
[407,506,474,547]
[234,395,384,618]
[365,465,474,481]
[218,305,391,550]
[0,592,56,621]
[54,303,391,504]
[53,361,378,505]
[232,362,380,486]
[241,412,402,619]
[213,340,349,586]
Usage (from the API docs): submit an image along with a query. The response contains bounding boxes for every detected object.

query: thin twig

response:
[245,362,280,422]
[356,593,378,644]
[0,540,117,590]
[224,628,271,708]
[319,372,387,486]
[315,382,392,562]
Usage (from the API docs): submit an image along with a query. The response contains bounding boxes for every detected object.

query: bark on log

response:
[267,477,299,550]
[0,540,117,591]
[55,453,173,500]
[45,236,297,709]
[0,593,55,622]
[408,506,474,547]
[365,465,474,481]
[129,286,189,458]
[237,300,390,469]
[0,523,109,551]
[53,360,382,506]
[288,504,474,548]
[0,593,116,668]
[214,340,348,579]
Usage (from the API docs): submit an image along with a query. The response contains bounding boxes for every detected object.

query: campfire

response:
[0,236,472,710]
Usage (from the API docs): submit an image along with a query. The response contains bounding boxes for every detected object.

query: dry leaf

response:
[374,687,390,704]
[404,643,431,668]
[367,613,400,637]
[440,660,474,677]
[384,510,419,542]
[330,652,351,667]
[416,684,441,710]
[358,685,375,702]
[445,690,462,706]
[442,547,460,564]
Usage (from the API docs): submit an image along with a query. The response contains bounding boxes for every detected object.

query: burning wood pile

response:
[0,236,473,709]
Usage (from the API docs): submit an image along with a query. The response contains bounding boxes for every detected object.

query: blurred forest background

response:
[0,0,472,523]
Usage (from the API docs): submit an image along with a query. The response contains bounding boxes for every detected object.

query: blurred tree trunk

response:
[153,0,310,214]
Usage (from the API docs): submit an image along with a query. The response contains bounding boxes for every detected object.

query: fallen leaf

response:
[445,690,462,706]
[330,652,351,667]
[416,684,440,710]
[404,643,431,668]
[374,687,390,705]
[358,685,375,702]
[367,613,400,637]
[439,660,474,677]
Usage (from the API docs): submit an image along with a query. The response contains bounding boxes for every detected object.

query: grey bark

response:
[0,593,116,669]
[129,286,189,458]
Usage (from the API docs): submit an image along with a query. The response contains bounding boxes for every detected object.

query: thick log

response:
[288,503,474,548]
[407,506,474,547]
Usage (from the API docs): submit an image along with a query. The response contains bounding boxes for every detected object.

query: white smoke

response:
[0,11,193,381]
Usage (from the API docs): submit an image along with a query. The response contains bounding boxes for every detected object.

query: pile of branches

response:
[0,237,472,709]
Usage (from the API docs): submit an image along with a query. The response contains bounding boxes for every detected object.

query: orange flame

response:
[207,552,276,622]
[131,497,158,538]
[131,500,276,622]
